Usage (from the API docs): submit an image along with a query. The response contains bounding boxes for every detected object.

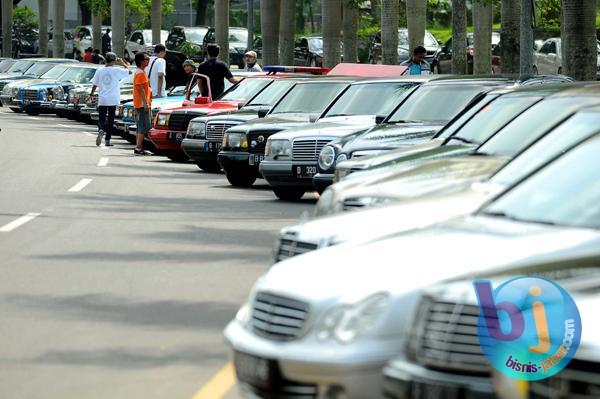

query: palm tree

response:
[406,0,426,52]
[279,0,295,65]
[472,0,492,74]
[322,0,341,68]
[561,0,597,80]
[215,0,229,64]
[500,0,520,74]
[91,6,102,53]
[451,0,467,74]
[381,0,398,65]
[151,0,161,46]
[246,0,254,50]
[520,0,533,74]
[38,0,48,56]
[2,0,13,57]
[260,0,280,65]
[110,0,125,57]
[52,0,65,58]
[342,0,358,63]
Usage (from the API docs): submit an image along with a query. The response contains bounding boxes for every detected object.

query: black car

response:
[202,27,250,69]
[437,32,501,74]
[251,36,325,67]
[166,26,211,62]
[368,29,441,68]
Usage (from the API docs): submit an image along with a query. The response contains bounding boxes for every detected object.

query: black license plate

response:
[249,154,264,165]
[410,381,461,399]
[234,351,276,389]
[294,165,318,178]
[168,132,185,142]
[204,141,222,152]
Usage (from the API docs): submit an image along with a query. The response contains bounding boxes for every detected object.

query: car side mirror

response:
[194,96,211,105]
[258,108,269,118]
[375,115,386,124]
[237,103,244,110]
[309,114,319,123]
[437,39,443,45]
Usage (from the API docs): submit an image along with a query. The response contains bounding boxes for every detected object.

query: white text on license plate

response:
[249,154,264,165]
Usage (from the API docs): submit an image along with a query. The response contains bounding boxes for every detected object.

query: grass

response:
[428,23,501,43]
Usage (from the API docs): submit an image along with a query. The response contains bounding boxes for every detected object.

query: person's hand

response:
[143,104,150,112]
[155,95,163,99]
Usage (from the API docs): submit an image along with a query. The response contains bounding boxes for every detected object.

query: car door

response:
[535,40,551,74]
[294,38,309,66]
[131,31,144,54]
[438,37,452,73]
[545,40,560,74]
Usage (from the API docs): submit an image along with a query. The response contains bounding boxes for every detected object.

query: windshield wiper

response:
[448,136,475,144]
[392,119,422,124]
[482,211,561,226]
[325,113,354,117]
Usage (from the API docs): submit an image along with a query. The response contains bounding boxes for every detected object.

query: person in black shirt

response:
[196,43,239,99]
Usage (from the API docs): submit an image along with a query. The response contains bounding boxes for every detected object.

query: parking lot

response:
[0,107,315,398]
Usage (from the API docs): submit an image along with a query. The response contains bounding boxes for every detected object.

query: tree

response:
[260,0,280,65]
[111,0,125,56]
[196,0,210,25]
[342,0,358,63]
[472,0,492,74]
[381,0,398,65]
[124,0,174,30]
[322,0,342,68]
[561,0,597,80]
[38,0,48,56]
[406,0,426,52]
[279,0,295,65]
[83,0,109,53]
[451,0,467,74]
[520,0,533,74]
[1,0,13,57]
[247,0,254,49]
[52,0,65,58]
[215,0,229,65]
[500,0,520,74]
[152,0,161,45]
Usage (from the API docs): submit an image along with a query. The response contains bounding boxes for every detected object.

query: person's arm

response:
[156,59,166,97]
[224,66,239,84]
[136,85,149,111]
[116,58,132,73]
[89,85,97,96]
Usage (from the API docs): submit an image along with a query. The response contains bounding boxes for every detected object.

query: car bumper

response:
[260,160,318,189]
[224,319,401,399]
[148,128,185,151]
[23,100,53,109]
[218,150,259,172]
[382,357,495,399]
[115,119,134,133]
[52,100,68,110]
[91,112,99,122]
[0,95,19,107]
[181,138,221,162]
[312,173,334,193]
[80,106,96,116]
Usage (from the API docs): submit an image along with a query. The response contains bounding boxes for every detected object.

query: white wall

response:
[18,0,81,29]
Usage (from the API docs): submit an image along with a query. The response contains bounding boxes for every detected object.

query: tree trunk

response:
[342,0,358,63]
[500,0,520,74]
[370,0,380,25]
[195,0,210,25]
[215,0,229,65]
[261,0,280,65]
[38,0,48,56]
[307,0,315,33]
[381,0,398,65]
[152,0,161,45]
[279,0,295,65]
[472,0,492,74]
[519,0,533,74]
[322,0,341,68]
[247,0,254,49]
[111,0,125,57]
[561,0,596,80]
[92,12,102,51]
[406,0,426,51]
[451,0,467,74]
[52,0,64,58]
[2,0,13,57]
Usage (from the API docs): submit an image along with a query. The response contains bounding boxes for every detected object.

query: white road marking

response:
[26,116,41,120]
[68,178,93,192]
[83,132,96,137]
[97,157,109,167]
[57,124,80,129]
[0,213,41,233]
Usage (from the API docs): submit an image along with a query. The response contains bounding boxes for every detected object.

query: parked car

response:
[71,25,112,57]
[35,30,74,58]
[0,59,16,73]
[201,26,250,69]
[165,26,210,62]
[437,31,501,74]
[125,29,169,62]
[368,28,441,69]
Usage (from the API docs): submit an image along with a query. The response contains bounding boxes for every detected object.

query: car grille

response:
[24,89,39,101]
[529,359,600,399]
[292,139,332,161]
[247,381,318,398]
[276,236,319,262]
[206,121,238,142]
[251,292,309,341]
[88,94,98,108]
[414,299,488,375]
[168,111,199,131]
[249,131,278,155]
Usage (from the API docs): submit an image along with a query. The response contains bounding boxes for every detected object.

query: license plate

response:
[233,351,274,389]
[204,141,222,152]
[294,165,318,178]
[168,132,184,142]
[249,154,264,165]
[410,381,460,399]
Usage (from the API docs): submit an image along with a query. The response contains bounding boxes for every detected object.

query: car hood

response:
[227,113,317,133]
[191,107,270,125]
[0,75,37,83]
[259,215,600,304]
[268,115,377,140]
[26,81,64,89]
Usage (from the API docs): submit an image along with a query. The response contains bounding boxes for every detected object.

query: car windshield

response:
[119,73,133,86]
[398,30,437,47]
[26,63,58,76]
[270,82,348,114]
[7,60,34,73]
[308,37,322,52]
[57,67,97,83]
[229,30,248,43]
[483,134,600,229]
[467,32,501,46]
[187,28,208,43]
[448,96,544,145]
[490,110,600,187]
[436,93,499,139]
[41,65,70,79]
[388,84,486,123]
[324,82,417,117]
[169,85,187,96]
[478,96,600,156]
[246,79,296,106]
[218,78,272,101]
[0,59,15,72]
[143,31,168,44]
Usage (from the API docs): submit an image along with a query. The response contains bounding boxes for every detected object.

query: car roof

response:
[546,82,600,97]
[348,76,438,84]
[488,83,577,96]
[422,76,511,85]
[292,76,365,83]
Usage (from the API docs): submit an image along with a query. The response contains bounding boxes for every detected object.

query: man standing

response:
[182,59,196,97]
[133,52,152,155]
[197,44,240,99]
[400,46,431,75]
[89,52,131,147]
[102,28,111,55]
[243,51,262,72]
[92,49,106,64]
[146,44,167,98]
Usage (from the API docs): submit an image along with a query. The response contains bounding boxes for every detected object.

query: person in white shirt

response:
[89,52,131,146]
[145,44,167,98]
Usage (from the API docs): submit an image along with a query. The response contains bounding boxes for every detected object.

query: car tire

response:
[196,161,221,173]
[66,111,78,120]
[225,171,256,187]
[9,107,23,113]
[25,109,39,116]
[166,152,189,162]
[273,187,306,201]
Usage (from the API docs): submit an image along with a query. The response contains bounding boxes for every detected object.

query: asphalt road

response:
[0,107,315,399]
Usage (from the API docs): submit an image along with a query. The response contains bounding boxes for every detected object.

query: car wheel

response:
[166,152,189,162]
[196,161,222,173]
[225,171,257,187]
[25,109,39,116]
[9,107,23,113]
[66,111,78,120]
[533,66,539,75]
[273,187,306,201]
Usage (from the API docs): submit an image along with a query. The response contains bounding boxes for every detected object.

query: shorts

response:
[135,107,152,134]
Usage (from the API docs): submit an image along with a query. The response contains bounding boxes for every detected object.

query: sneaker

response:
[133,148,147,156]
[96,129,104,146]
[105,141,114,147]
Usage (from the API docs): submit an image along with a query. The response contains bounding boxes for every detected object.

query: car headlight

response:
[156,113,170,126]
[187,121,206,138]
[265,139,291,159]
[116,106,123,117]
[316,292,390,343]
[224,132,248,149]
[52,86,65,100]
[318,145,336,171]
[2,85,11,95]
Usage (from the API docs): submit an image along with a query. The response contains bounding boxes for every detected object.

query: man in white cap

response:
[243,51,262,72]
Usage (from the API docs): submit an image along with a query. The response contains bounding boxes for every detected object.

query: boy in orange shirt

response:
[133,52,152,155]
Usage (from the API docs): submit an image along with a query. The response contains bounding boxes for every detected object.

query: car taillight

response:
[467,48,474,57]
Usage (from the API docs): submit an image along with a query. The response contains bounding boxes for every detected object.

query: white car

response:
[534,37,600,75]
[125,29,168,62]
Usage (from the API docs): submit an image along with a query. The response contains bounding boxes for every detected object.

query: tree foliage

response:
[13,6,38,41]
[126,0,175,29]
